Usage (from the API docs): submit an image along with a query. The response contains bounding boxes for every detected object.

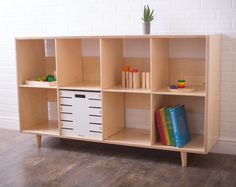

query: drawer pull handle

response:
[75,94,86,98]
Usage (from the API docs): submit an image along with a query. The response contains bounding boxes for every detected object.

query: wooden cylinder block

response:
[133,72,140,89]
[145,72,150,89]
[142,72,146,89]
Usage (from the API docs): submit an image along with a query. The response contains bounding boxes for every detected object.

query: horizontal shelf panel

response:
[103,85,151,94]
[19,84,57,89]
[16,34,208,40]
[105,128,151,147]
[153,86,206,97]
[59,81,101,91]
[61,134,103,143]
[21,120,59,136]
[152,134,205,154]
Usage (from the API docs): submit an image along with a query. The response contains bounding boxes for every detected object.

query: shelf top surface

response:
[19,84,57,89]
[59,81,101,91]
[153,86,206,97]
[105,128,150,146]
[153,134,205,153]
[15,33,220,40]
[22,120,59,136]
[103,85,151,94]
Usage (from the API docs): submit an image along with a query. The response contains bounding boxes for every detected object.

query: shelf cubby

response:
[151,37,206,96]
[18,88,59,135]
[56,38,101,90]
[103,92,151,146]
[16,39,57,89]
[151,94,205,153]
[101,38,150,92]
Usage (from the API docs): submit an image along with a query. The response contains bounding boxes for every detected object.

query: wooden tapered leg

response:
[36,135,41,148]
[181,152,187,167]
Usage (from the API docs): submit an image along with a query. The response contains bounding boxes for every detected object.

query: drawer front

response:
[61,128,76,136]
[84,92,101,99]
[89,116,102,124]
[60,113,73,121]
[88,131,102,140]
[61,121,74,129]
[60,97,73,105]
[88,99,101,108]
[60,90,101,99]
[88,107,102,116]
[59,90,75,98]
[89,124,102,132]
[60,105,73,113]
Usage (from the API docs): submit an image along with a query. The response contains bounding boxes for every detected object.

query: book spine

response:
[155,110,166,145]
[165,109,176,146]
[169,109,181,147]
[160,109,170,145]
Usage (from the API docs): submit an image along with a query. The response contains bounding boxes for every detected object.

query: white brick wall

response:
[0,0,236,154]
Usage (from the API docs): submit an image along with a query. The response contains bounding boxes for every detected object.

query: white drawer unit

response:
[59,90,102,140]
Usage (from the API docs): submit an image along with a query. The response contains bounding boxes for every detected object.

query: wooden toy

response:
[133,71,140,89]
[142,72,146,89]
[168,86,195,93]
[145,72,150,89]
[178,80,186,88]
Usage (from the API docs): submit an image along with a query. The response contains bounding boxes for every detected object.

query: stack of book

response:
[155,105,191,148]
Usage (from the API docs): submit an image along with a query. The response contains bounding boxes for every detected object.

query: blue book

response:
[169,105,190,148]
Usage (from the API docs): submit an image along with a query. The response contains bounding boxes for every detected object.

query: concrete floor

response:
[0,129,236,187]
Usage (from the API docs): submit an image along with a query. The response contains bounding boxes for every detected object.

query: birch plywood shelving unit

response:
[16,34,221,167]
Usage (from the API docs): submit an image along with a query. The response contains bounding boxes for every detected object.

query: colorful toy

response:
[178,80,186,88]
[34,74,56,82]
[46,75,56,82]
[169,85,177,89]
[168,79,195,93]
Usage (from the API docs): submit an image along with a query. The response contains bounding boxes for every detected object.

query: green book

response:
[165,107,176,146]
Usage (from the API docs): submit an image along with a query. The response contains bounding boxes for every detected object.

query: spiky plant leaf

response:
[141,4,154,23]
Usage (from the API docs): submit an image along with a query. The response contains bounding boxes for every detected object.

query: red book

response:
[155,109,166,145]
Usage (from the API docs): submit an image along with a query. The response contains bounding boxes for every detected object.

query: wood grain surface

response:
[0,129,235,187]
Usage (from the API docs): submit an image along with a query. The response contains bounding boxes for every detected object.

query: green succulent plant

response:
[141,5,154,23]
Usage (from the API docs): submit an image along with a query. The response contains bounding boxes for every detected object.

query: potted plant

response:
[141,5,154,34]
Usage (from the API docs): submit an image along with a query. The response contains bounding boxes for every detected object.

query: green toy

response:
[35,75,56,82]
[46,75,56,82]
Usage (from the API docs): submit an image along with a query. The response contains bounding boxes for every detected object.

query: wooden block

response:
[133,72,140,89]
[142,72,146,89]
[145,72,150,89]
[126,72,129,88]
[122,71,126,87]
[129,72,133,89]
